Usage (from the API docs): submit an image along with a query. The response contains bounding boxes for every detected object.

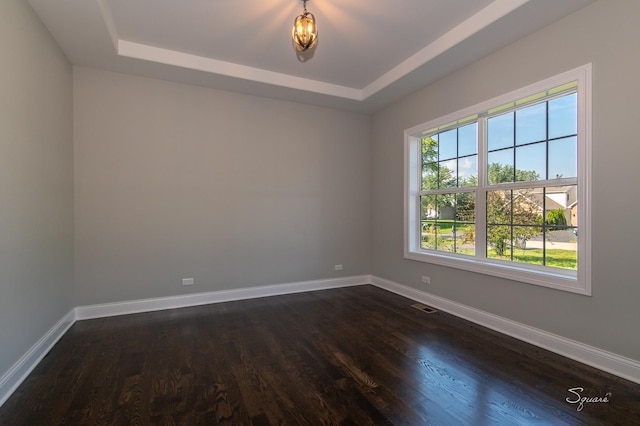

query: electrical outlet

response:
[334,264,343,271]
[182,278,194,286]
[421,275,431,284]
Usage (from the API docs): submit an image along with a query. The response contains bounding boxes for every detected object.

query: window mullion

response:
[476,117,488,258]
[415,139,423,249]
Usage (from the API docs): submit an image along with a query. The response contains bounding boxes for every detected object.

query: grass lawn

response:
[429,245,577,270]
[421,220,474,233]
[420,226,576,270]
[488,248,576,270]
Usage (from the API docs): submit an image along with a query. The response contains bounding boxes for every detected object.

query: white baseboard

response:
[0,276,369,408]
[3,273,638,411]
[75,275,370,320]
[370,275,640,385]
[0,309,76,407]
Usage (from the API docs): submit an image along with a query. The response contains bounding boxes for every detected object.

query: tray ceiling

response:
[28,0,593,112]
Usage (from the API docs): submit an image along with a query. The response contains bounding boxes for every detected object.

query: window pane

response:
[488,112,513,151]
[422,162,438,190]
[439,160,457,188]
[551,185,580,227]
[421,197,438,249]
[456,222,475,256]
[515,143,545,181]
[429,194,453,253]
[487,188,545,263]
[456,192,476,222]
[422,193,475,255]
[516,102,546,145]
[544,226,577,270]
[455,192,476,256]
[544,185,576,225]
[421,195,437,220]
[421,220,438,249]
[458,123,477,156]
[440,193,459,253]
[548,136,577,179]
[422,136,438,164]
[487,149,514,184]
[437,194,455,221]
[512,226,544,265]
[513,187,544,225]
[439,129,457,160]
[487,225,511,260]
[549,93,577,139]
[545,205,569,229]
[459,155,477,187]
[486,190,511,224]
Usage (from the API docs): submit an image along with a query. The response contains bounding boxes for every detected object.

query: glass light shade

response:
[292,10,317,51]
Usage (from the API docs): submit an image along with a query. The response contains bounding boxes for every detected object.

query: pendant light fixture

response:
[292,0,318,52]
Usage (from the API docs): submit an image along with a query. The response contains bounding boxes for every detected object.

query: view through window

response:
[405,65,591,294]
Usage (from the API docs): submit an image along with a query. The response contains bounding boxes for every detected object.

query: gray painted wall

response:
[371,0,640,361]
[73,68,371,305]
[0,1,74,376]
[3,0,638,386]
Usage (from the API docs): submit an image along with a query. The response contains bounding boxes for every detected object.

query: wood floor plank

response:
[1,285,639,425]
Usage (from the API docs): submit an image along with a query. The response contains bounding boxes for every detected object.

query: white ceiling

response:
[28,0,593,113]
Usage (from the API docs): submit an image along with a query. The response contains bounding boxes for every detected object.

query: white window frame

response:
[404,64,592,295]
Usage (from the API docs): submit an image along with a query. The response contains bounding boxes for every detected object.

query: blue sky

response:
[487,93,577,180]
[424,92,577,185]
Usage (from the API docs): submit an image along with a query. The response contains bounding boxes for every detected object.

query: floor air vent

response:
[411,303,438,314]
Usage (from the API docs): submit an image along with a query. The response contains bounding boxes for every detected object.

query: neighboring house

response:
[569,201,578,227]
[484,185,577,228]
[439,205,455,220]
[425,186,577,228]
[530,185,577,226]
[423,205,455,220]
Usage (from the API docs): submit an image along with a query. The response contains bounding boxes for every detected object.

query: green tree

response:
[422,137,456,192]
[546,208,567,229]
[421,148,545,256]
[455,191,475,222]
[488,163,539,184]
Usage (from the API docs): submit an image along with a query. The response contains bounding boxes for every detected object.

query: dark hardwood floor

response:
[1,285,639,425]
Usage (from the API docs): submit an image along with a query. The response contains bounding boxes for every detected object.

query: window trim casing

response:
[404,64,592,295]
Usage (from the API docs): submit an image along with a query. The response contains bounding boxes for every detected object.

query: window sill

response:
[404,249,590,296]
